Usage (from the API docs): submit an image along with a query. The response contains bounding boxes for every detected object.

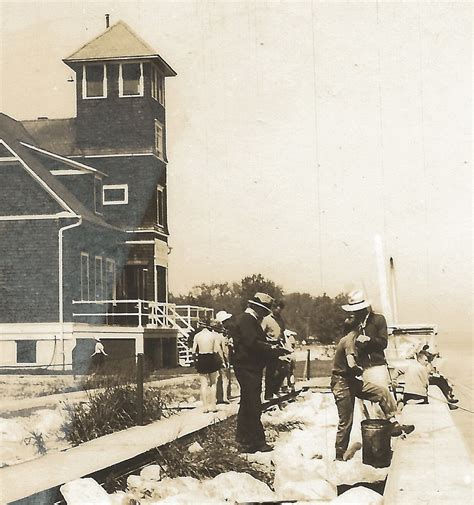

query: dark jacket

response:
[231,312,279,371]
[355,312,388,368]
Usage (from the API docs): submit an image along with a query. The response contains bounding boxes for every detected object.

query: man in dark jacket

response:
[342,290,397,414]
[231,292,288,453]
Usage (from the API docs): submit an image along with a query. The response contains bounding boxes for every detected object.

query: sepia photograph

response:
[0,0,472,503]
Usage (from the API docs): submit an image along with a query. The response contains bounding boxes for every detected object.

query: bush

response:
[63,385,173,446]
[156,417,273,487]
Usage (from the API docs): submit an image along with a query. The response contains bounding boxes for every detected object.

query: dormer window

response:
[82,64,107,98]
[119,62,143,97]
[151,66,165,105]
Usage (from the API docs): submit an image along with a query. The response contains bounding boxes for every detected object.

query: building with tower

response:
[0,20,209,372]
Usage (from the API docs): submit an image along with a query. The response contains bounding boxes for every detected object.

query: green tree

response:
[236,274,284,311]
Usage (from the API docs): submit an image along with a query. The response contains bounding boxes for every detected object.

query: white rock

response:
[60,478,111,505]
[126,474,143,489]
[152,490,223,504]
[140,464,162,481]
[187,441,203,453]
[329,486,383,505]
[275,478,336,502]
[0,418,28,442]
[149,476,202,500]
[31,408,64,434]
[109,491,133,505]
[201,471,275,503]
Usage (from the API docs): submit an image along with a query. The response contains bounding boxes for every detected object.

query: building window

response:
[103,184,128,205]
[157,185,165,227]
[83,64,107,98]
[16,340,37,364]
[119,62,143,97]
[80,253,90,300]
[151,66,164,104]
[155,120,164,159]
[105,259,116,300]
[95,256,103,300]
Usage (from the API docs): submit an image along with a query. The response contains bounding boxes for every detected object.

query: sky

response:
[0,1,472,343]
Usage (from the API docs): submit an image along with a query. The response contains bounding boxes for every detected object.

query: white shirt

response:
[403,359,430,396]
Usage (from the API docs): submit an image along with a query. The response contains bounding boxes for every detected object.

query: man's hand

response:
[278,355,292,362]
[356,334,371,343]
[350,365,364,377]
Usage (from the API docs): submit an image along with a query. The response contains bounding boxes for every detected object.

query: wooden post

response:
[136,353,144,426]
[306,348,311,380]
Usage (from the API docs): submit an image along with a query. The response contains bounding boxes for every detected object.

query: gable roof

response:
[22,118,79,157]
[0,113,119,230]
[63,21,177,77]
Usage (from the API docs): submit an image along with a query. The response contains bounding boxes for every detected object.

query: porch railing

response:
[72,300,214,366]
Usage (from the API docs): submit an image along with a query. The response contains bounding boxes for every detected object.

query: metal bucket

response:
[361,419,392,468]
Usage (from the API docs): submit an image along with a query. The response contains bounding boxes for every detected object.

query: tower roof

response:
[64,21,176,76]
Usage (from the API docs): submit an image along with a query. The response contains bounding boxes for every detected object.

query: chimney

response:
[105,14,110,29]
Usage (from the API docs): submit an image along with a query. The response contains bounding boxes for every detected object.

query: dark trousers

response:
[403,392,428,405]
[234,366,265,448]
[331,375,396,458]
[429,376,452,400]
[264,360,287,398]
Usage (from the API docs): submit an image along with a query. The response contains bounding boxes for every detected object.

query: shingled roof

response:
[63,21,176,77]
[0,113,119,230]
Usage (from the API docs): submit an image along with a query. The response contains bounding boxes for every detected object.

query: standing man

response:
[341,290,397,415]
[231,293,288,453]
[262,300,286,399]
[331,327,414,461]
[215,310,234,403]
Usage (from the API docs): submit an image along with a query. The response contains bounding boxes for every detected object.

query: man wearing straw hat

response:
[231,292,290,453]
[341,289,397,416]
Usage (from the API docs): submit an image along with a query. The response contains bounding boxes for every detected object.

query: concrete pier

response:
[384,387,473,504]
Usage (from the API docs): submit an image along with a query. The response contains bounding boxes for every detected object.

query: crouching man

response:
[331,328,415,461]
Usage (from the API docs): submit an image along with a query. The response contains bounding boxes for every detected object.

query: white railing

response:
[72,300,214,366]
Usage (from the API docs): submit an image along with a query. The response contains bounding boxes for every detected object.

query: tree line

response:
[170,274,348,344]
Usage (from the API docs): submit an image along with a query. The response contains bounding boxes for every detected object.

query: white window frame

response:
[119,62,144,97]
[154,120,164,160]
[151,65,165,105]
[157,184,165,227]
[82,64,107,99]
[95,256,103,300]
[103,184,129,205]
[80,252,90,301]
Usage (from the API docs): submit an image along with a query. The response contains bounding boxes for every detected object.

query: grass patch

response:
[62,385,174,446]
[155,417,274,487]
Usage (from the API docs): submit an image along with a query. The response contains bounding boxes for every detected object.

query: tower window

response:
[157,185,165,227]
[83,64,107,98]
[103,184,128,205]
[151,66,165,105]
[155,120,164,159]
[119,63,143,97]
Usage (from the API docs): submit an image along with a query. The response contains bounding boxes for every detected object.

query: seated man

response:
[400,350,430,405]
[331,328,414,461]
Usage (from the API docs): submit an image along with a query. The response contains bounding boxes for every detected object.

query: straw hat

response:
[341,290,371,312]
[215,310,233,323]
[248,292,274,312]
